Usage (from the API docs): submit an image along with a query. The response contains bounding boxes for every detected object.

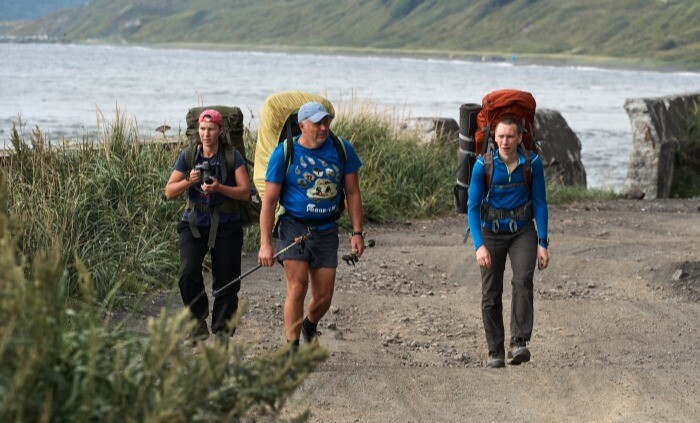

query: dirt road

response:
[149,199,700,422]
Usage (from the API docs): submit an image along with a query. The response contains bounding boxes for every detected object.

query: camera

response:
[195,161,217,184]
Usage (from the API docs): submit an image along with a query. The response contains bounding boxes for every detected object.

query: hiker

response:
[257,101,365,347]
[467,117,550,368]
[165,109,251,342]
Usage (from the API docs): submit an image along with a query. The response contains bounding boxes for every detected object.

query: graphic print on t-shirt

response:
[293,153,341,202]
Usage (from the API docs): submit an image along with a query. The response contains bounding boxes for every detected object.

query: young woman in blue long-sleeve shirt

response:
[467,117,550,368]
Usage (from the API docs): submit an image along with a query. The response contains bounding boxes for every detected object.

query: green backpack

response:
[185,105,250,165]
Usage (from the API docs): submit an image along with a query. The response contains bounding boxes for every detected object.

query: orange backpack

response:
[475,89,537,154]
[475,89,537,190]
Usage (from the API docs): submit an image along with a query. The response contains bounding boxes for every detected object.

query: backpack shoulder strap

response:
[483,144,494,193]
[520,144,532,191]
[283,136,294,173]
[275,136,295,219]
[329,131,347,165]
[184,143,201,171]
[481,123,492,155]
[282,114,297,172]
[329,132,348,215]
[220,145,237,183]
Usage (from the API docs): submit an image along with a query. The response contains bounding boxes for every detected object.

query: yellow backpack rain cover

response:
[253,91,335,200]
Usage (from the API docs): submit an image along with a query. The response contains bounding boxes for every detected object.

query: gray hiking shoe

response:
[486,350,506,368]
[507,338,531,365]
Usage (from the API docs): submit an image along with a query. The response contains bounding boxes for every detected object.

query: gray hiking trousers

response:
[479,223,538,353]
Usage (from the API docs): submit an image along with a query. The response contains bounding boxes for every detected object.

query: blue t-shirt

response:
[265,136,362,228]
[173,147,246,226]
[467,149,548,250]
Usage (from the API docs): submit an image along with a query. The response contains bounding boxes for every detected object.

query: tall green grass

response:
[333,104,454,223]
[5,111,180,299]
[547,182,620,204]
[0,180,327,421]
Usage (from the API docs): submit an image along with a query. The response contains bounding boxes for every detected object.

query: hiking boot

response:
[287,339,300,355]
[214,331,230,351]
[188,319,209,344]
[486,350,506,368]
[301,325,322,343]
[507,337,531,365]
[301,317,321,343]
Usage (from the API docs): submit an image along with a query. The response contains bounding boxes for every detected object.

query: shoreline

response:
[5,38,699,74]
[119,42,700,74]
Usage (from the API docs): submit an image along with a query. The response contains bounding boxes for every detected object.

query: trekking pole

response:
[212,233,309,298]
[342,239,375,266]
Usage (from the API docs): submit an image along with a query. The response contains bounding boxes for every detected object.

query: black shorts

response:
[277,219,339,269]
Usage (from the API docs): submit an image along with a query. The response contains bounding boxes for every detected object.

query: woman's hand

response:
[476,245,491,269]
[200,176,219,194]
[537,246,549,270]
[189,169,202,185]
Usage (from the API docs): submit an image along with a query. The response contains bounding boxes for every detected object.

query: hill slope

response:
[6,0,700,68]
[0,0,90,22]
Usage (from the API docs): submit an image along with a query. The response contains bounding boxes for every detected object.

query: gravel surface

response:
[134,199,700,422]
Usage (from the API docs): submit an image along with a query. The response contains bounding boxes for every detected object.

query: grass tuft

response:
[547,182,620,204]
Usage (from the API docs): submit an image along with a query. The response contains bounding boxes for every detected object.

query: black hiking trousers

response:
[479,223,537,353]
[177,219,243,334]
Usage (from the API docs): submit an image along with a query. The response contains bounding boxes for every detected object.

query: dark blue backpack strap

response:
[483,143,494,193]
[518,144,532,191]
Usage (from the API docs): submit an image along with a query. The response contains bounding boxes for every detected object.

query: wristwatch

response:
[538,238,549,248]
[352,231,365,239]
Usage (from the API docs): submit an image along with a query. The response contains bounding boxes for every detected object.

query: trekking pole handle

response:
[212,234,308,297]
[342,239,375,266]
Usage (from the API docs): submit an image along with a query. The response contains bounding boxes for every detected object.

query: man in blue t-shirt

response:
[258,101,365,348]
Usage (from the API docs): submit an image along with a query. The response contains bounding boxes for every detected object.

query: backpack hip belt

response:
[186,200,240,249]
[480,200,534,230]
[272,210,341,239]
[286,212,342,228]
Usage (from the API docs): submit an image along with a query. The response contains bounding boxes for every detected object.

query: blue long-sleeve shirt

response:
[467,149,548,251]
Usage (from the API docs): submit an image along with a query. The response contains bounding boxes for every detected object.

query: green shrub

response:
[0,179,327,422]
[547,182,620,204]
[670,105,700,198]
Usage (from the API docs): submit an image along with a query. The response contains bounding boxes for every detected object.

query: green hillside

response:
[6,0,700,69]
[0,0,90,22]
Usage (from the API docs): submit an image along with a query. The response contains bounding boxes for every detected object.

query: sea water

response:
[2,43,700,190]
